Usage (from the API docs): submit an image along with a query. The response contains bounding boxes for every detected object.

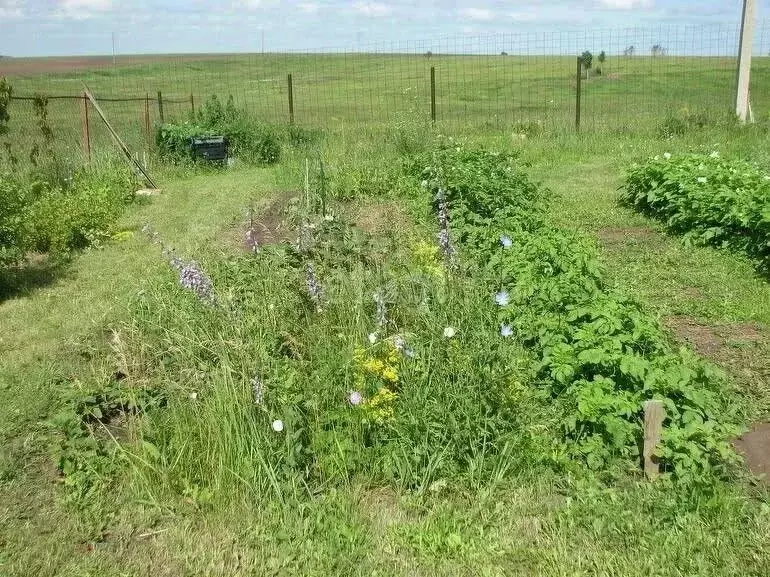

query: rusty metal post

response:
[82,93,91,161]
[287,74,294,124]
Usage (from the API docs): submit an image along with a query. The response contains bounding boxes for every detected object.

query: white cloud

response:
[461,7,495,21]
[299,2,320,14]
[0,0,24,18]
[352,2,392,17]
[54,0,113,20]
[599,0,652,9]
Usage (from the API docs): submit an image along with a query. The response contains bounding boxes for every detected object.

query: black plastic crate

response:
[191,136,228,162]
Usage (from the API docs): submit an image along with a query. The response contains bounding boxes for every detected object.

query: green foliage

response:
[658,108,712,137]
[0,76,11,134]
[623,152,770,273]
[421,142,742,483]
[0,171,31,268]
[28,160,137,255]
[51,375,162,507]
[155,94,281,165]
[580,50,593,70]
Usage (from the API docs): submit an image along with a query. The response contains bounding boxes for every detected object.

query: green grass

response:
[3,52,770,159]
[2,123,770,575]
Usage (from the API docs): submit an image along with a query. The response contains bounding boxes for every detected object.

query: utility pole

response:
[735,0,757,122]
[261,29,265,54]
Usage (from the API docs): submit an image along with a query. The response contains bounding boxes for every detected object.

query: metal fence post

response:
[157,90,164,124]
[190,93,195,117]
[287,74,294,124]
[575,57,582,131]
[145,93,151,141]
[430,66,436,123]
[81,93,91,161]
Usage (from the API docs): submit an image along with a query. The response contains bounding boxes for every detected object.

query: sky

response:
[0,0,768,57]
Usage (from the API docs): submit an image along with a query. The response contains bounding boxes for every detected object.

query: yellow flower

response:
[366,387,398,424]
[381,366,399,383]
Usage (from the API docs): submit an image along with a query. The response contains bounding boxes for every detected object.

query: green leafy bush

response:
[623,152,770,272]
[29,160,136,255]
[156,95,280,165]
[0,171,31,268]
[420,142,741,483]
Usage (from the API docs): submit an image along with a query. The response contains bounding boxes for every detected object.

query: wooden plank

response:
[83,84,158,189]
[643,400,666,479]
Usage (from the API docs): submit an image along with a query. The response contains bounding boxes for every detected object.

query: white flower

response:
[272,420,284,433]
[710,151,720,158]
[500,235,513,248]
[654,155,660,161]
[698,163,705,171]
[443,326,456,338]
[697,176,707,184]
[500,324,514,338]
[663,152,671,159]
[764,175,770,181]
[495,290,510,307]
[349,391,363,406]
[324,214,334,222]
[368,333,378,344]
[189,391,198,400]
[421,180,429,188]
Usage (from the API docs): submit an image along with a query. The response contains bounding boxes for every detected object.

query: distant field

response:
[2,52,769,158]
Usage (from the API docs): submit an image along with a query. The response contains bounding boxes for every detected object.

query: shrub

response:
[623,152,770,272]
[0,171,31,268]
[155,95,281,165]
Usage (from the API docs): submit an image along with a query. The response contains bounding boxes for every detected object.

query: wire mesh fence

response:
[2,22,769,161]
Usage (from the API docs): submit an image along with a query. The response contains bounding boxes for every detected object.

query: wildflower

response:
[710,151,720,158]
[444,326,456,338]
[324,213,334,222]
[393,335,416,358]
[663,152,671,160]
[245,229,259,253]
[495,290,510,307]
[368,333,378,344]
[374,291,387,328]
[500,324,514,338]
[654,155,660,161]
[305,262,324,312]
[179,261,216,304]
[500,235,513,248]
[251,375,264,405]
[272,419,284,433]
[189,391,198,400]
[349,391,364,406]
[697,176,707,184]
[421,179,429,188]
[436,188,456,261]
[698,163,705,171]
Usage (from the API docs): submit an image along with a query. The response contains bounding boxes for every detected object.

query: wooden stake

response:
[287,74,294,124]
[144,93,151,141]
[190,93,195,116]
[82,93,91,161]
[575,56,582,131]
[157,90,164,124]
[430,66,436,123]
[643,400,666,479]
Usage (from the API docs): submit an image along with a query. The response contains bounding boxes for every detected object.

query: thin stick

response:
[643,400,666,479]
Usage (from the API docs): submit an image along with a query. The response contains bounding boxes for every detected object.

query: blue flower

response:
[500,235,513,248]
[495,290,510,307]
[500,324,514,338]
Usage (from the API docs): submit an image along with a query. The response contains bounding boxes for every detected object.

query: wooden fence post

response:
[144,93,151,141]
[81,93,91,161]
[190,93,195,116]
[643,400,666,479]
[430,66,436,123]
[157,90,164,124]
[575,56,582,131]
[287,73,294,124]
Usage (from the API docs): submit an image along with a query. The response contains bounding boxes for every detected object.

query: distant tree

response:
[580,50,593,78]
[425,50,433,59]
[501,51,508,56]
[651,44,667,57]
[623,45,636,56]
[597,50,606,74]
